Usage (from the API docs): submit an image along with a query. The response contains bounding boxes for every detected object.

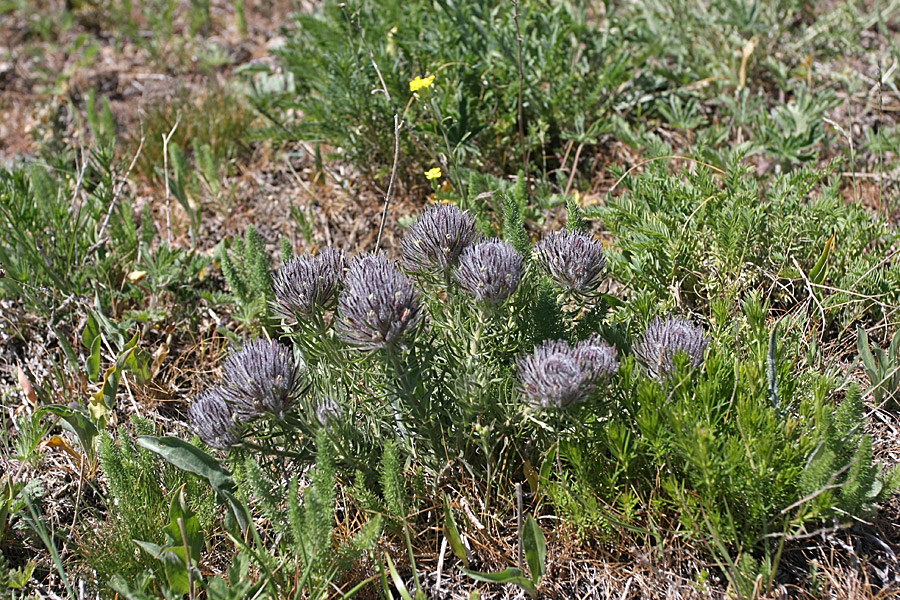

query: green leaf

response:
[89,364,119,422]
[164,489,204,565]
[808,232,835,286]
[461,567,537,596]
[522,515,546,584]
[82,313,100,350]
[37,404,98,458]
[443,494,469,567]
[385,553,413,600]
[136,436,234,493]
[87,335,101,382]
[857,327,878,378]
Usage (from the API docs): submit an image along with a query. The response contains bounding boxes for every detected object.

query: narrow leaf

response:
[443,494,469,567]
[522,515,546,584]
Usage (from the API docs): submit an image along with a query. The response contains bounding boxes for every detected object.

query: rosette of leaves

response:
[635,316,708,379]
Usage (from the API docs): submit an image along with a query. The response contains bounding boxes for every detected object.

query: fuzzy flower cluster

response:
[272,248,345,319]
[517,337,618,409]
[337,254,422,350]
[189,338,304,449]
[455,239,524,305]
[402,204,477,275]
[635,316,708,380]
[517,316,709,409]
[535,230,607,296]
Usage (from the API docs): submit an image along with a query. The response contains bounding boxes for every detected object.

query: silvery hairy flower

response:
[455,239,524,305]
[535,230,607,296]
[221,338,302,421]
[337,254,422,350]
[402,204,477,274]
[188,387,239,450]
[576,336,620,379]
[517,338,618,409]
[635,316,708,379]
[272,247,345,318]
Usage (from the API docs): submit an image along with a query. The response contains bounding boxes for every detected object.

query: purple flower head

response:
[517,338,617,409]
[221,338,302,421]
[188,387,239,450]
[402,204,477,274]
[575,336,620,379]
[273,247,345,318]
[535,230,607,296]
[455,239,524,305]
[337,254,422,350]
[634,316,708,380]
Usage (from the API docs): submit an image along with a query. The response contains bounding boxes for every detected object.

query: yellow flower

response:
[409,74,436,92]
[425,167,442,180]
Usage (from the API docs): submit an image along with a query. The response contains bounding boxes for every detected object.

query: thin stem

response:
[513,0,529,183]
[375,115,402,254]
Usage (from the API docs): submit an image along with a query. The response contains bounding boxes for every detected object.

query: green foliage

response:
[591,155,897,330]
[799,385,898,518]
[83,417,215,591]
[219,225,276,331]
[503,172,530,256]
[234,432,378,598]
[266,0,638,184]
[858,327,900,410]
[132,86,254,183]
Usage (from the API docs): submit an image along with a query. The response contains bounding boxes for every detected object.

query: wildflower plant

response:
[336,254,422,351]
[173,181,896,600]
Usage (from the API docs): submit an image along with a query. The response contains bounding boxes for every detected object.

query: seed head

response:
[535,230,607,296]
[272,247,345,318]
[221,338,302,421]
[188,387,239,450]
[634,316,708,379]
[402,204,477,274]
[455,239,524,305]
[517,338,617,409]
[337,254,423,350]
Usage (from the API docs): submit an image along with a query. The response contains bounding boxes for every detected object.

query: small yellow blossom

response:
[425,167,442,180]
[409,74,436,92]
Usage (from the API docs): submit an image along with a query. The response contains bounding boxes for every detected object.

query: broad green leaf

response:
[137,436,235,493]
[37,404,98,459]
[81,313,100,350]
[522,515,546,584]
[164,489,204,564]
[443,494,469,567]
[89,365,118,422]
